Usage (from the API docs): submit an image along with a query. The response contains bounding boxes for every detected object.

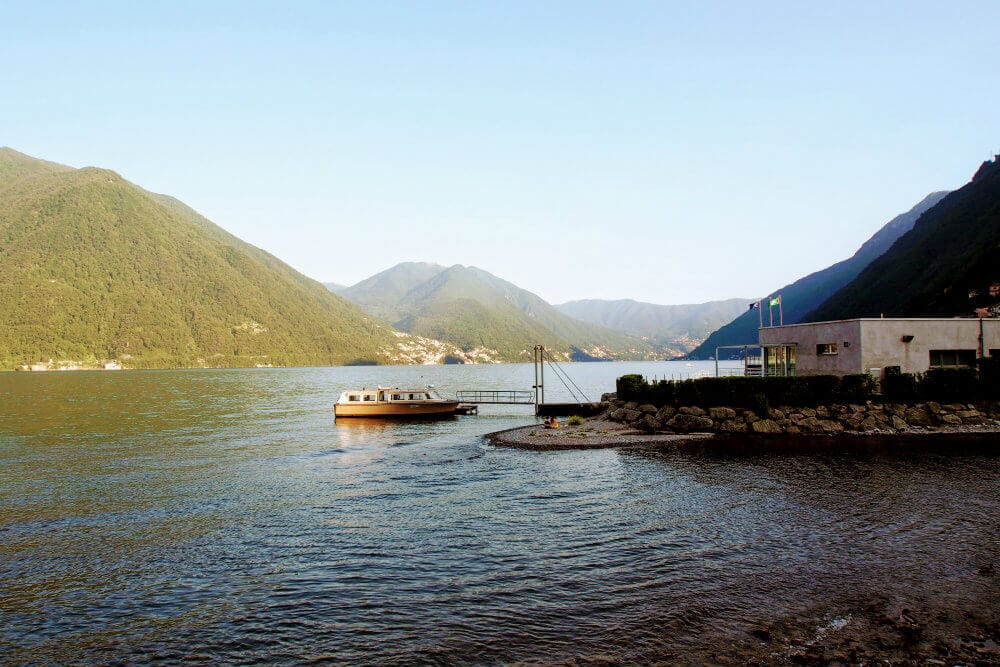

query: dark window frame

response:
[928,349,976,367]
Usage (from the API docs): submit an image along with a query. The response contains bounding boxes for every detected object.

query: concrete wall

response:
[759,318,1000,376]
[759,320,863,375]
[860,318,1000,374]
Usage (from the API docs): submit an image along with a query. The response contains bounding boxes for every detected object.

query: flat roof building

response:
[756,318,1000,377]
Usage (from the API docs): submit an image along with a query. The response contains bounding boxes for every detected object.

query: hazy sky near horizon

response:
[2,2,998,306]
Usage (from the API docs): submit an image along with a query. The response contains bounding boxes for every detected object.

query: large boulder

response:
[955,409,982,422]
[819,420,845,433]
[750,419,783,434]
[623,409,643,424]
[636,414,662,433]
[709,406,736,420]
[904,406,933,427]
[656,405,678,422]
[667,413,714,433]
[718,419,747,433]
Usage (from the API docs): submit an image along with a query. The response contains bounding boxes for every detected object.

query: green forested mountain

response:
[807,158,1000,321]
[556,297,751,354]
[0,147,399,369]
[687,190,950,358]
[339,262,658,361]
[341,262,448,322]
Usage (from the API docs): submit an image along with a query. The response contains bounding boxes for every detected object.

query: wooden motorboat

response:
[334,386,460,418]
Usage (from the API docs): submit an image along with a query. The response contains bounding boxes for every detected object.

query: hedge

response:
[618,362,997,408]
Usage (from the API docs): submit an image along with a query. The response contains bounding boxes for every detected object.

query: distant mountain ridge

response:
[339,262,658,361]
[556,298,751,355]
[686,190,950,359]
[807,157,1000,321]
[0,147,404,369]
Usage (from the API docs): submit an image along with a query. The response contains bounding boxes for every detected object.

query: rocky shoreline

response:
[486,394,1000,450]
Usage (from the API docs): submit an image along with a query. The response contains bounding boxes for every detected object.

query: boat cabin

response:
[339,388,442,404]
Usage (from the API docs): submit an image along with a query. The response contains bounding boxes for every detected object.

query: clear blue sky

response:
[3,1,998,305]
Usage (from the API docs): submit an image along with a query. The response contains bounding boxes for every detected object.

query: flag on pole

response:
[769,296,781,307]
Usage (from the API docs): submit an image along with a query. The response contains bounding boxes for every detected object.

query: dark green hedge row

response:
[618,359,1000,409]
[884,358,1000,401]
[616,373,876,411]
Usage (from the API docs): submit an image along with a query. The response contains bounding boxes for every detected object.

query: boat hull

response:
[334,401,461,418]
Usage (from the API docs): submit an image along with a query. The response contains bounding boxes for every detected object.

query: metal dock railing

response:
[456,390,535,405]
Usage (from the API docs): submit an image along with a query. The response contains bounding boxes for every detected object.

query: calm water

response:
[1,362,998,665]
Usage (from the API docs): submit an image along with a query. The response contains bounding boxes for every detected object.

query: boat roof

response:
[338,387,443,396]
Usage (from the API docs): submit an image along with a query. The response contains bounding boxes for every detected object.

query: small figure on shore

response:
[544,415,560,429]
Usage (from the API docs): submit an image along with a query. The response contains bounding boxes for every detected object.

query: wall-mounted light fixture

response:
[901,335,914,343]
[843,341,851,348]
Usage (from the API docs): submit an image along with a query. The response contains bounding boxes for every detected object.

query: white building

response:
[755,318,1000,377]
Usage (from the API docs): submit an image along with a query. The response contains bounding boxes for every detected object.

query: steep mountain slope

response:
[341,262,447,322]
[687,190,950,358]
[807,158,1000,320]
[0,147,398,369]
[556,297,750,354]
[339,262,656,361]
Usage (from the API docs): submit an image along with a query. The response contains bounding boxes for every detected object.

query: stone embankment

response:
[604,394,1000,436]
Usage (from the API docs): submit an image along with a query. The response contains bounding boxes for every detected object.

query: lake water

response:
[1,361,998,664]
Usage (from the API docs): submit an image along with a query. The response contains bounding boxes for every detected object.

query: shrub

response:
[749,392,770,417]
[616,374,647,401]
[978,356,1000,399]
[838,374,877,403]
[613,372,886,411]
[883,371,919,401]
[566,415,584,426]
[919,367,979,401]
[675,379,699,406]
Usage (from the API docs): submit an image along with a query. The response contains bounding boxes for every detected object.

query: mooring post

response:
[533,344,546,415]
[540,346,545,407]
[534,345,540,415]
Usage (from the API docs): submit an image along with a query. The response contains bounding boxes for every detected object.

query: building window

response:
[765,345,796,376]
[929,349,976,367]
[816,343,838,356]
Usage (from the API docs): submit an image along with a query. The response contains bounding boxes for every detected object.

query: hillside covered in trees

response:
[0,148,400,369]
[556,297,750,355]
[340,262,659,361]
[687,190,949,358]
[807,157,1000,321]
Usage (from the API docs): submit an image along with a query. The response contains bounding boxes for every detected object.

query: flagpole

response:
[778,295,783,326]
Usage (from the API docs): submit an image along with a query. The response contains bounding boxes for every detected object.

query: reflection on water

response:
[1,364,998,664]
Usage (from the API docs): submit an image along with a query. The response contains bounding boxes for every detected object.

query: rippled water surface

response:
[1,363,998,664]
